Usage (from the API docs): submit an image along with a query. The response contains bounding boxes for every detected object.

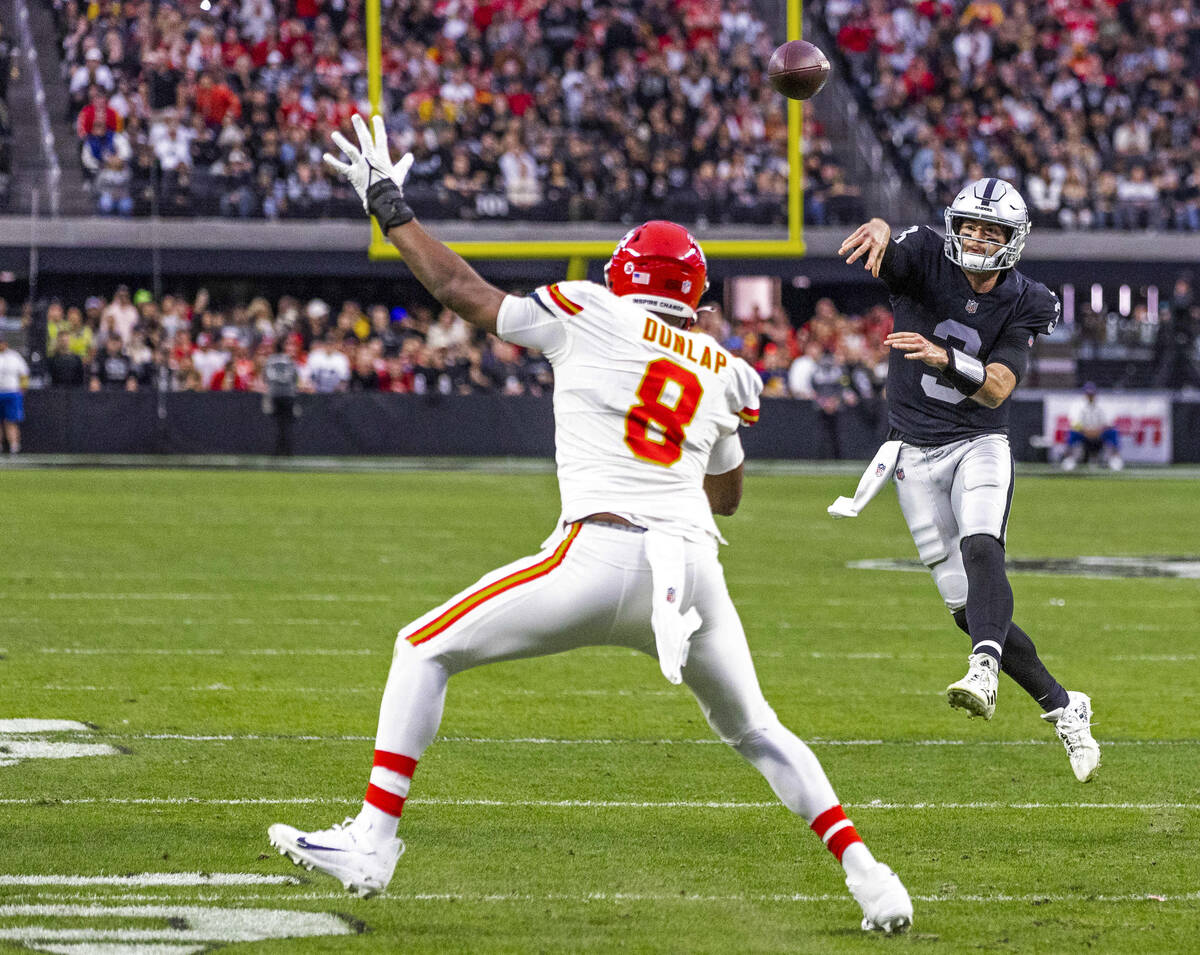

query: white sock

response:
[358,765,410,841]
[358,801,400,841]
[842,841,878,882]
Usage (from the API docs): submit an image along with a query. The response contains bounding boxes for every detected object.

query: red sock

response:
[810,805,862,862]
[364,749,418,818]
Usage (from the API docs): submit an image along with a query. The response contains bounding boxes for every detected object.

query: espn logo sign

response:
[1043,393,1172,464]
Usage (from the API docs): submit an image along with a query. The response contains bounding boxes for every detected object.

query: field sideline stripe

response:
[5,731,1195,748]
[0,592,394,603]
[19,645,1197,662]
[2,797,1196,810]
[3,890,1198,905]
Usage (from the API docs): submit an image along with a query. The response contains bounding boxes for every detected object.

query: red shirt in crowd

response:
[76,99,122,138]
[194,78,243,128]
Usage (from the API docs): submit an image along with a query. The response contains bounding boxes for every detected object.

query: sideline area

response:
[1,454,1198,479]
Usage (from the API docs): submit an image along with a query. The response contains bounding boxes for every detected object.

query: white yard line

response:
[0,874,299,887]
[6,730,1195,747]
[4,620,365,629]
[16,644,1195,663]
[36,647,374,655]
[1,796,1196,810]
[1,593,395,603]
[2,889,1197,905]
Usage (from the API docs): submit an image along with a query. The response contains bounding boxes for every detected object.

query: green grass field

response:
[1,466,1197,953]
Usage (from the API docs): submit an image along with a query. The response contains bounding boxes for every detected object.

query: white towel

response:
[644,530,702,685]
[827,440,903,519]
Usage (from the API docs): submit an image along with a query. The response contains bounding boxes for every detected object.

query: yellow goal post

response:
[365,0,804,263]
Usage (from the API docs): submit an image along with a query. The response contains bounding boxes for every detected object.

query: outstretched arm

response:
[324,114,505,334]
[382,222,505,334]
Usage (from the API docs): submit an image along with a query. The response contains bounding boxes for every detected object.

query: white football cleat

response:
[1042,690,1101,782]
[268,817,404,897]
[847,863,913,934]
[946,652,999,720]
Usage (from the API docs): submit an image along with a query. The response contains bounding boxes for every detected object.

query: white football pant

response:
[373,521,839,821]
[894,433,1014,611]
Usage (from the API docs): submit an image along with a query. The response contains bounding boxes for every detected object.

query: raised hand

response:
[323,113,413,213]
[838,218,892,278]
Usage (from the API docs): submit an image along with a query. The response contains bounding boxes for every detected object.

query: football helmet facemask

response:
[605,220,709,328]
[943,177,1030,273]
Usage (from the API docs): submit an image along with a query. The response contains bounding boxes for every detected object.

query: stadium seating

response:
[46,0,861,224]
[821,0,1200,231]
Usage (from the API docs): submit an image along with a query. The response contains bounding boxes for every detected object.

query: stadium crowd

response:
[22,283,893,406]
[51,0,865,225]
[823,0,1200,230]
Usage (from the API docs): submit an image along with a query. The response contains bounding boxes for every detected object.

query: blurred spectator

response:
[811,348,854,460]
[1154,273,1200,390]
[262,336,299,455]
[0,332,28,453]
[1061,381,1122,471]
[46,330,86,387]
[306,335,350,393]
[101,285,139,344]
[95,153,134,216]
[89,334,137,391]
[787,341,822,399]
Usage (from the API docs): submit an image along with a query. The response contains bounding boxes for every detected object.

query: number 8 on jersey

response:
[626,359,704,466]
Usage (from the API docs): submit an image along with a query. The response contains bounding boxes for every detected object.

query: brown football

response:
[767,40,830,100]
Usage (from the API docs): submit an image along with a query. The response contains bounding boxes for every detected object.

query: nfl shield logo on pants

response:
[875,462,886,477]
[896,468,905,481]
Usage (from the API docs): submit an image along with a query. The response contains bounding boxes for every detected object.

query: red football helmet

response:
[604,220,709,327]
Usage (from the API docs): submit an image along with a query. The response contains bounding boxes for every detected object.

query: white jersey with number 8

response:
[497,280,762,543]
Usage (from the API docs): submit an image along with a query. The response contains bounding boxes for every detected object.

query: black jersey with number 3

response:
[878,225,1060,446]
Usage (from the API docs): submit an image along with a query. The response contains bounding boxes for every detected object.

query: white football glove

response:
[323,113,414,213]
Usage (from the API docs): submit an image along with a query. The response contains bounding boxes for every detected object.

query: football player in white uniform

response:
[266,115,913,934]
[836,178,1100,782]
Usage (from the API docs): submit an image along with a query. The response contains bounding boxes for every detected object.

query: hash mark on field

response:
[0,720,93,733]
[2,796,1197,810]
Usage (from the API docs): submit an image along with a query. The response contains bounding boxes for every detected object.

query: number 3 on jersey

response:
[625,358,703,466]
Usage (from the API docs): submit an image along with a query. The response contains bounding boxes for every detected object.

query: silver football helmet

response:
[943,177,1030,272]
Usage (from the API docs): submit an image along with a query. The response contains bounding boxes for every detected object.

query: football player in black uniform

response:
[836,178,1100,782]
